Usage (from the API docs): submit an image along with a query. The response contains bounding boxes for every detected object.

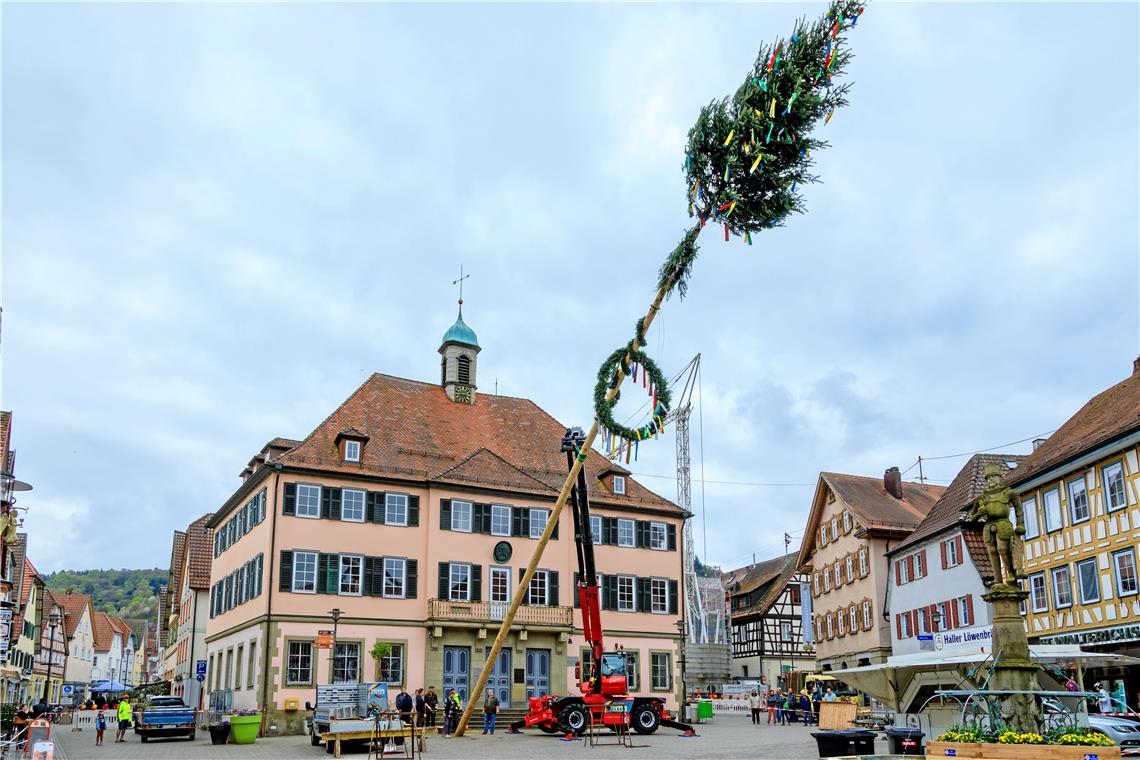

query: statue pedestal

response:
[983,585,1040,733]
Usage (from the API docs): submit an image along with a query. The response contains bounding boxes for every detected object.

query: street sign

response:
[917,634,934,641]
[0,608,12,622]
[316,630,334,649]
[196,659,207,677]
[0,638,9,652]
[196,674,205,683]
[62,685,73,695]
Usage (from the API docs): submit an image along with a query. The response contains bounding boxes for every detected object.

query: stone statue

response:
[965,463,1025,587]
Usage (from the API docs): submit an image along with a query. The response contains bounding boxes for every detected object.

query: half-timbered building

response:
[723,553,812,687]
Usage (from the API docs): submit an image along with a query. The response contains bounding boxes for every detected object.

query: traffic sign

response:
[0,608,13,622]
[196,659,207,676]
[316,630,334,649]
[196,674,206,682]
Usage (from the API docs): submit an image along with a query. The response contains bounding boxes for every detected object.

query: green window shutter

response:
[320,554,339,594]
[283,484,296,516]
[667,524,677,551]
[668,580,678,615]
[408,496,420,527]
[438,563,449,600]
[329,488,342,521]
[603,576,617,610]
[406,560,418,599]
[511,508,522,537]
[367,493,384,524]
[471,565,482,602]
[603,518,617,545]
[638,578,652,612]
[519,508,530,537]
[279,551,293,592]
[549,571,559,607]
[636,521,649,548]
[440,500,452,531]
[363,557,376,596]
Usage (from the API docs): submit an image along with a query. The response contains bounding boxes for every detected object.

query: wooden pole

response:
[454,254,687,736]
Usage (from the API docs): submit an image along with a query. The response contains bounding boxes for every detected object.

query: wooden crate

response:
[818,700,858,730]
[925,741,1121,759]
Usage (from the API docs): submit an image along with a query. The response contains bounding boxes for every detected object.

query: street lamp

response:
[330,608,342,681]
[314,608,343,716]
[42,610,60,706]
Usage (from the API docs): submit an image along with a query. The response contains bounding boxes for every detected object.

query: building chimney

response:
[1032,438,1047,451]
[1133,356,1140,376]
[884,467,904,499]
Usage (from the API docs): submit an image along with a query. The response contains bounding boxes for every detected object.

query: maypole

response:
[455,0,866,736]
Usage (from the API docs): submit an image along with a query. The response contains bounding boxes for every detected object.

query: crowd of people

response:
[390,684,500,736]
[744,684,840,726]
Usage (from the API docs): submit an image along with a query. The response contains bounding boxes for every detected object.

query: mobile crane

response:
[507,428,696,737]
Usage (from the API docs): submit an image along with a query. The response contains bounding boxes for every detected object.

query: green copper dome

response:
[441,311,479,348]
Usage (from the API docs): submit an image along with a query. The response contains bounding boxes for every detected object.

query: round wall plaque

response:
[493,541,513,563]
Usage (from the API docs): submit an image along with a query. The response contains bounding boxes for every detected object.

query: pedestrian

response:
[114,695,132,743]
[443,689,457,736]
[95,711,107,746]
[1096,682,1113,714]
[800,693,813,725]
[1065,675,1079,693]
[812,687,822,725]
[415,689,426,727]
[823,687,838,703]
[482,688,500,735]
[13,705,29,746]
[766,689,777,724]
[424,686,439,728]
[395,686,414,727]
[779,693,790,725]
[748,689,762,725]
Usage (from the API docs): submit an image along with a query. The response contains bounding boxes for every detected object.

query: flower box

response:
[227,714,261,745]
[926,741,1121,759]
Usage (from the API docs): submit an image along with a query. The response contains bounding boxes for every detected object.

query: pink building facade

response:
[204,313,686,734]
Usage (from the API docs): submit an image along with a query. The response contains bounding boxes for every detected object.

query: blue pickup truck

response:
[133,695,196,742]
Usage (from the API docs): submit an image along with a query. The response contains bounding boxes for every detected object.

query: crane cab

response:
[599,652,629,697]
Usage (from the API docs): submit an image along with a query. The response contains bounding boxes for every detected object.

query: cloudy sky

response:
[3,2,1137,575]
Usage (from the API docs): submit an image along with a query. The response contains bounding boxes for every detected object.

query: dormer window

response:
[344,440,361,463]
[612,475,626,495]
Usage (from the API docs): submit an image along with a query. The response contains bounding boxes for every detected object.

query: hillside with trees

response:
[45,568,166,621]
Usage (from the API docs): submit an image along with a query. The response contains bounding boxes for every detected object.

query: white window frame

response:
[449,562,472,601]
[451,500,473,533]
[848,606,858,633]
[490,505,511,537]
[945,538,961,568]
[489,566,511,604]
[831,517,839,540]
[862,601,872,630]
[590,515,603,545]
[612,475,626,495]
[1068,476,1090,524]
[843,511,852,532]
[858,549,868,577]
[820,525,828,545]
[292,551,318,594]
[1029,572,1048,613]
[845,555,854,582]
[617,575,636,612]
[650,578,668,614]
[1104,461,1128,513]
[1042,488,1063,532]
[1115,548,1139,597]
[1051,565,1072,609]
[527,570,549,606]
[529,509,550,540]
[286,641,312,685]
[823,567,831,592]
[617,519,635,548]
[917,608,928,636]
[1022,495,1040,539]
[344,440,361,462]
[332,641,360,684]
[296,484,321,519]
[898,559,911,585]
[385,493,408,526]
[649,522,667,551]
[1076,558,1100,604]
[383,557,407,599]
[339,554,363,596]
[341,489,366,523]
[377,643,404,685]
[826,615,834,639]
[833,560,842,586]
[650,652,671,691]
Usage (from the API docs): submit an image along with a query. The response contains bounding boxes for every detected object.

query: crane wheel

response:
[559,705,588,736]
[631,704,660,735]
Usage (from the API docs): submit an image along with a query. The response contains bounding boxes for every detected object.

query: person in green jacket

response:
[115,696,132,743]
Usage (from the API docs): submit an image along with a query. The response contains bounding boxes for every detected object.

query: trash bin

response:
[697,699,713,721]
[885,727,925,755]
[812,729,877,758]
[208,723,231,745]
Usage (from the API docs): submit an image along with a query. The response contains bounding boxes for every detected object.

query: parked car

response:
[133,695,195,743]
[1043,698,1140,756]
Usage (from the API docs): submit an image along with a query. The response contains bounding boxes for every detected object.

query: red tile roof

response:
[723,552,802,618]
[217,373,680,524]
[1009,361,1140,487]
[185,513,214,590]
[0,411,10,469]
[58,591,94,639]
[92,611,115,652]
[891,454,1026,557]
[167,530,187,614]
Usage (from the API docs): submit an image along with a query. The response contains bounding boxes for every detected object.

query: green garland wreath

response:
[594,345,673,445]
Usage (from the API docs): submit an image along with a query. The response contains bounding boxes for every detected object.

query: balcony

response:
[427,599,573,628]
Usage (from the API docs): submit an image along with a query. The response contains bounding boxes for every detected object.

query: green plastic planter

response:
[228,714,261,745]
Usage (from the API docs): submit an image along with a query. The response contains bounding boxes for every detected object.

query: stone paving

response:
[47,717,865,759]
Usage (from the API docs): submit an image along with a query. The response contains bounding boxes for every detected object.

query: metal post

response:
[42,612,59,705]
[676,619,687,718]
[455,271,682,737]
[330,609,342,683]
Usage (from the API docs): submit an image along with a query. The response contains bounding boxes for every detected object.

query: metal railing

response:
[427,599,572,627]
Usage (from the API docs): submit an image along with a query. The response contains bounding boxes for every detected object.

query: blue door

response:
[443,646,470,703]
[484,647,511,707]
[525,648,550,699]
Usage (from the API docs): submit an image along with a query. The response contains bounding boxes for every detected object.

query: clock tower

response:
[439,302,480,404]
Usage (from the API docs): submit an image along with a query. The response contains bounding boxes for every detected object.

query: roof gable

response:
[724,553,801,617]
[273,373,681,514]
[58,592,94,639]
[1009,364,1140,486]
[185,513,214,590]
[432,447,557,494]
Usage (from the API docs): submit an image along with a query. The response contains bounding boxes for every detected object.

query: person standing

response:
[823,687,838,703]
[95,711,107,746]
[395,686,413,726]
[800,693,813,726]
[481,688,500,735]
[748,689,762,725]
[424,686,439,728]
[414,689,427,727]
[443,689,457,736]
[114,695,132,743]
[1096,682,1113,714]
